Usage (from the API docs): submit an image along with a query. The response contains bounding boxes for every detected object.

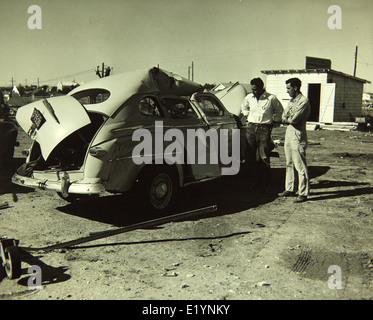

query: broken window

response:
[139,97,163,117]
[161,98,199,119]
[72,89,111,105]
[195,96,224,117]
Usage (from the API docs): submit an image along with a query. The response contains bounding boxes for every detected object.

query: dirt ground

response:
[1,125,373,301]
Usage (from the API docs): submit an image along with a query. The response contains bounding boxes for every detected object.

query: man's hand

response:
[272,121,281,128]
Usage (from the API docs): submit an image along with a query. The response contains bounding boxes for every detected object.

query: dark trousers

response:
[245,123,273,189]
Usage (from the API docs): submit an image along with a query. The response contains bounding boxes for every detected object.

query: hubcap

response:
[150,173,172,209]
[155,181,168,198]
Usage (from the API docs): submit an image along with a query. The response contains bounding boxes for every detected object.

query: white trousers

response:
[284,125,309,197]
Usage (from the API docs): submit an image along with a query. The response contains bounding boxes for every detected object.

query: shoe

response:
[278,191,295,197]
[293,196,307,203]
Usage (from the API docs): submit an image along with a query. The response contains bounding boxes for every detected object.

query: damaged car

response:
[12,67,249,211]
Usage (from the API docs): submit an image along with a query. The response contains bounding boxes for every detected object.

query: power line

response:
[113,42,364,75]
[7,41,372,86]
[39,69,94,84]
[357,60,373,67]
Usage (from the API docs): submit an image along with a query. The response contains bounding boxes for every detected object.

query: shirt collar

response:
[251,90,268,100]
[291,92,302,103]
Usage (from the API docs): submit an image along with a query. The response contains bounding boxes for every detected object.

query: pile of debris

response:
[306,121,358,132]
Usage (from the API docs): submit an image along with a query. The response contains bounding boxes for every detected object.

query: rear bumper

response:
[11,173,105,195]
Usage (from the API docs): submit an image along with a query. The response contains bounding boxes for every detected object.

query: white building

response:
[261,57,371,123]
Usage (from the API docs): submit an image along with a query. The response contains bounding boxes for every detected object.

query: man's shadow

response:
[308,180,373,201]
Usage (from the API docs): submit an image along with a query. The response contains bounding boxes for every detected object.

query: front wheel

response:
[137,165,179,212]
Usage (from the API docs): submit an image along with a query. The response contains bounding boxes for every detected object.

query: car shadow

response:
[56,165,331,228]
[13,165,329,286]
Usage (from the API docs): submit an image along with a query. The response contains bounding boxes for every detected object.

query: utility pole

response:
[191,61,194,81]
[10,77,14,87]
[353,45,358,77]
[96,63,112,78]
[188,66,191,80]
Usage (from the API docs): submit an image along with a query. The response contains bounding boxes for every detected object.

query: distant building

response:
[363,92,373,110]
[262,57,371,123]
[12,85,20,95]
[31,87,50,100]
[56,81,79,94]
[7,93,32,108]
[363,92,373,101]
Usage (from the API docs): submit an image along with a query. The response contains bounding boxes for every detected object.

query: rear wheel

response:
[137,165,179,212]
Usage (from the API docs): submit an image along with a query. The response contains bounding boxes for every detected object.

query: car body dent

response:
[68,67,203,117]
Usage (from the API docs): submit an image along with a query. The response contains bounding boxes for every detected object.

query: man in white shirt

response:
[241,77,283,193]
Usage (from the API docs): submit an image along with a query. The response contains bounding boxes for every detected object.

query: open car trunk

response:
[27,112,105,172]
[16,96,105,174]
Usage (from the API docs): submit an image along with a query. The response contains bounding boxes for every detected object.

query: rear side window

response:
[139,97,164,118]
[72,89,110,105]
[161,98,199,119]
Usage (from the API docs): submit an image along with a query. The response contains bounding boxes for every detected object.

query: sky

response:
[1,0,372,91]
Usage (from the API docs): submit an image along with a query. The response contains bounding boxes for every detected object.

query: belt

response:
[247,122,272,127]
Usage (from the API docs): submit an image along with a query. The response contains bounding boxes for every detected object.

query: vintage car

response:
[12,67,249,211]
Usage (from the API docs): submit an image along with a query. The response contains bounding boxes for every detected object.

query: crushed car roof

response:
[68,67,203,117]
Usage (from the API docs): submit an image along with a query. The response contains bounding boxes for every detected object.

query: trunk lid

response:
[16,96,91,160]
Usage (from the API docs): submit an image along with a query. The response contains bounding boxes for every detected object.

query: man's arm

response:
[271,96,284,124]
[288,100,311,124]
[241,96,250,117]
[282,105,292,124]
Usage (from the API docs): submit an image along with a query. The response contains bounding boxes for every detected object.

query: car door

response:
[191,93,241,175]
[159,96,221,180]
